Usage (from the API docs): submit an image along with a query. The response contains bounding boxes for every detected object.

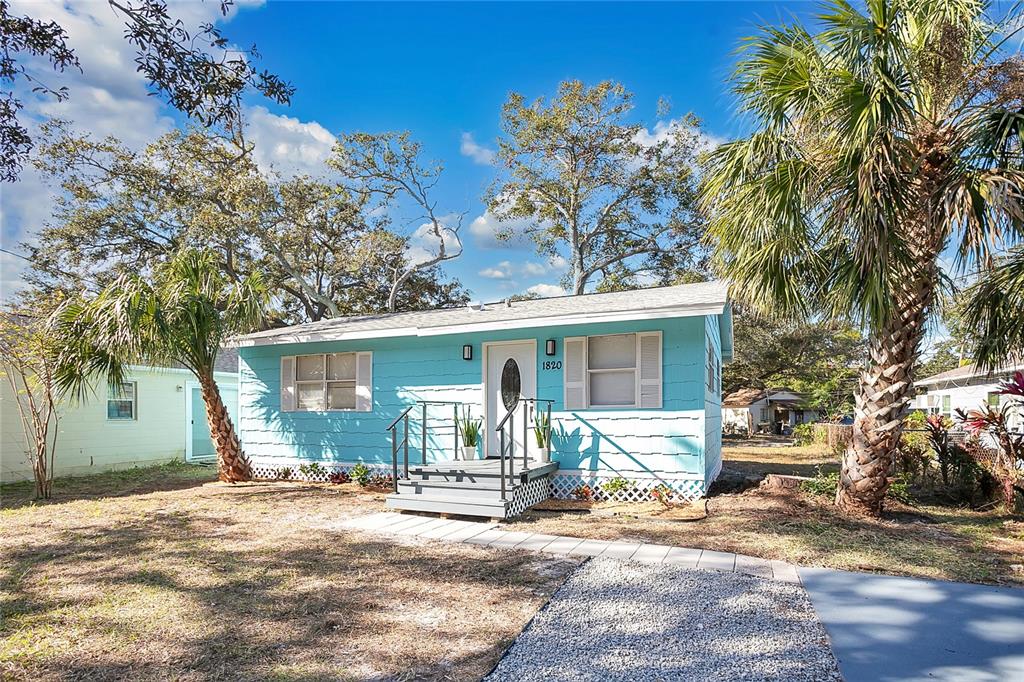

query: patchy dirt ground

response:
[0,464,579,681]
[508,444,1024,587]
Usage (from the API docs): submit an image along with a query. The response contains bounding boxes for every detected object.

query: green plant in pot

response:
[534,411,551,463]
[458,407,482,460]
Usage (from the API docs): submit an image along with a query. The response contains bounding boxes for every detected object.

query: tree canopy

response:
[488,80,707,294]
[28,122,467,324]
[0,0,292,182]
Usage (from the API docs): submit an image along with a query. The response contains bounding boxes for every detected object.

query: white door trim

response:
[184,380,199,462]
[482,339,537,458]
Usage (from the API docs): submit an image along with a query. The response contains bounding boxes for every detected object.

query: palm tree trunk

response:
[835,272,934,515]
[199,372,250,483]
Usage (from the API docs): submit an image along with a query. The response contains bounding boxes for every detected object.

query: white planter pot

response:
[462,445,477,460]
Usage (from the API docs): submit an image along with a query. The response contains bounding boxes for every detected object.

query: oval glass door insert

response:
[500,358,521,411]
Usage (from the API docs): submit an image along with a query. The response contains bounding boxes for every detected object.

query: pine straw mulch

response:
[0,469,580,681]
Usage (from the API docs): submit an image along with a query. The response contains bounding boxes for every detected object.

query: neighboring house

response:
[912,363,1024,432]
[231,282,733,517]
[722,388,824,435]
[0,351,239,483]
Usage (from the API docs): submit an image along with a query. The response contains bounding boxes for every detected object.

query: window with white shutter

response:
[282,352,373,412]
[280,356,296,411]
[638,332,662,408]
[563,337,587,409]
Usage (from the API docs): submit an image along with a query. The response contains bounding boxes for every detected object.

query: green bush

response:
[297,462,325,479]
[800,468,839,497]
[793,423,815,445]
[349,462,372,486]
[600,476,633,497]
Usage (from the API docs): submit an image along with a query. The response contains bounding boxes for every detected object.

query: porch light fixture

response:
[545,339,556,356]
[462,344,473,361]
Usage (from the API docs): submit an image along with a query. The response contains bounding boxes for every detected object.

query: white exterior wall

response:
[914,382,1023,432]
[1,367,238,482]
[722,406,751,432]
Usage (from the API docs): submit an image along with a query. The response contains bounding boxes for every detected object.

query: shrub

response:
[275,466,292,480]
[298,462,326,480]
[793,423,815,445]
[600,476,633,498]
[571,484,595,501]
[369,473,393,489]
[650,484,673,508]
[349,462,372,486]
[800,468,839,497]
[887,475,914,505]
[328,470,350,485]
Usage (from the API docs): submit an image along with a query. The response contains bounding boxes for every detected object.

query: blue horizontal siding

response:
[239,316,715,478]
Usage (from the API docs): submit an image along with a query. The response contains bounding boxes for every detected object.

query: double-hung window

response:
[564,332,662,409]
[587,334,639,407]
[107,381,136,420]
[282,352,373,412]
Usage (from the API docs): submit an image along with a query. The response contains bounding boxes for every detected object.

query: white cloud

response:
[0,1,343,301]
[634,118,725,156]
[477,258,564,281]
[468,211,535,249]
[548,254,569,271]
[406,216,463,267]
[479,261,512,279]
[246,105,336,177]
[527,283,565,298]
[520,261,548,277]
[459,132,495,165]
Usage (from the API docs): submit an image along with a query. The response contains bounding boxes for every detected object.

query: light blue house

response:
[231,282,732,518]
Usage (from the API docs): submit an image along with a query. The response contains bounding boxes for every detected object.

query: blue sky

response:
[1,0,820,303]
[226,1,816,300]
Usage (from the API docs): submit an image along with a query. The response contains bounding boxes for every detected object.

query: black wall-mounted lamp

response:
[545,339,556,356]
[462,344,473,361]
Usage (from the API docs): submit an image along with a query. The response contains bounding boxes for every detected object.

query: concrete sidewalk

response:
[343,511,1024,681]
[800,568,1024,681]
[341,511,801,582]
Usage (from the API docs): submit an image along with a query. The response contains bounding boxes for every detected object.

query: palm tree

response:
[964,244,1024,368]
[701,0,1024,515]
[51,249,266,482]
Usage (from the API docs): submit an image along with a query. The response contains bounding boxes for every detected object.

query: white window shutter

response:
[638,332,662,408]
[355,352,373,412]
[280,356,296,412]
[563,336,587,409]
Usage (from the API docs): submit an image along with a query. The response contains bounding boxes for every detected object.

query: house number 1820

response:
[542,360,562,370]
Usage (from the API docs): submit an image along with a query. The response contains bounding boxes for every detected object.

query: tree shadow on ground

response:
[1,488,577,681]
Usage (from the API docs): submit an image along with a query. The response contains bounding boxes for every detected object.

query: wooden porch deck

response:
[385,458,558,519]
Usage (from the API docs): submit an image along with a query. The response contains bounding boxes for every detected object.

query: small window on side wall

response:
[107,382,136,420]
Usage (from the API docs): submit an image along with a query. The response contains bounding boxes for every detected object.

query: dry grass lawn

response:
[0,463,579,681]
[507,444,1024,587]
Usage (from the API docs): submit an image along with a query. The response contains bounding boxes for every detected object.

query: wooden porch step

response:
[385,493,511,518]
[397,479,517,503]
[386,461,559,519]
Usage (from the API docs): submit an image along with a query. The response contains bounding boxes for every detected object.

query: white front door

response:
[484,340,537,458]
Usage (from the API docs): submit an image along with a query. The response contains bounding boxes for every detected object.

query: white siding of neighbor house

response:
[1,368,238,483]
[914,382,1023,432]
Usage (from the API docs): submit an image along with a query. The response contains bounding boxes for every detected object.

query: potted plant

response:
[458,408,482,460]
[533,411,551,463]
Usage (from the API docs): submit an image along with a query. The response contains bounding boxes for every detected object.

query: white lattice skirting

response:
[249,460,394,482]
[506,475,553,518]
[549,471,707,503]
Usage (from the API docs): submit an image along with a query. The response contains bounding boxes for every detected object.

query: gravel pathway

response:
[486,558,842,682]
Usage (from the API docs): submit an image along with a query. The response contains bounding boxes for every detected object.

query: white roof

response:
[231,281,730,347]
[917,362,1024,388]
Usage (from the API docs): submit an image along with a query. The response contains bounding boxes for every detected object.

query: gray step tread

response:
[397,473,524,489]
[385,493,510,518]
